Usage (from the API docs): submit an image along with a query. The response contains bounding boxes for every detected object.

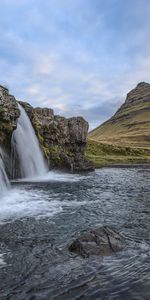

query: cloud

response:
[0,0,150,129]
[26,84,41,96]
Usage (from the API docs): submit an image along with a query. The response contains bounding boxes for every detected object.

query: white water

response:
[0,172,84,224]
[0,188,63,223]
[0,254,6,268]
[0,168,86,223]
[12,170,84,183]
[0,148,10,196]
[12,104,48,179]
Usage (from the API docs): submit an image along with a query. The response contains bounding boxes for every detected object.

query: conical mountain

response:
[89,82,150,147]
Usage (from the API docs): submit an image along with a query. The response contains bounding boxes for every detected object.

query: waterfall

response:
[11,104,48,179]
[0,148,10,196]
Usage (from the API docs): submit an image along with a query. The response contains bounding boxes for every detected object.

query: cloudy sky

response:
[0,0,150,129]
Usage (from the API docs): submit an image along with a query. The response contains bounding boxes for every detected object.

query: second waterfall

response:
[11,104,48,179]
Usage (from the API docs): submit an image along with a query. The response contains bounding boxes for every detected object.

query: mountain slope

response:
[89,82,150,148]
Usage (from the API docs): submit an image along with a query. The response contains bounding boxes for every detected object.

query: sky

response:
[0,0,150,129]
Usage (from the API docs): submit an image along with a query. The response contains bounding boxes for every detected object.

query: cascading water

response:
[11,104,48,179]
[0,148,10,196]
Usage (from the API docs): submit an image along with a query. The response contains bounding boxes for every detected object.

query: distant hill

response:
[89,82,150,148]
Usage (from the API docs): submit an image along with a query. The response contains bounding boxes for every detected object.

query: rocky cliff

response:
[19,101,93,171]
[0,85,20,148]
[89,82,150,147]
[0,85,93,174]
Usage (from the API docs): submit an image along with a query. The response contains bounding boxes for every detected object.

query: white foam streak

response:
[0,254,6,268]
[12,171,84,183]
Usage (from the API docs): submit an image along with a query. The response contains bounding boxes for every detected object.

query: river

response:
[0,167,150,300]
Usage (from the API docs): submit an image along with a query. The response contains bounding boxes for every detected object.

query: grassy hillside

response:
[89,83,150,148]
[86,139,150,168]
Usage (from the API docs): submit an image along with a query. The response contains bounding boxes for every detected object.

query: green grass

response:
[86,139,150,168]
[89,101,150,148]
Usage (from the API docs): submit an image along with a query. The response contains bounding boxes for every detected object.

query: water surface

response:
[0,167,150,300]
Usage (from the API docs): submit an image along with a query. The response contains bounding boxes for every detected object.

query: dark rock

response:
[125,81,150,104]
[69,227,124,258]
[20,101,94,172]
[0,85,94,173]
[0,85,19,147]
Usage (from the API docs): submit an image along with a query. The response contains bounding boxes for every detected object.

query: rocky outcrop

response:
[115,82,150,115]
[0,85,93,173]
[0,85,20,148]
[69,227,125,258]
[19,101,94,171]
[125,82,150,104]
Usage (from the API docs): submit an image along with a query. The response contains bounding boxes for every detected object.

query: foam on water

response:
[0,170,89,224]
[0,178,86,224]
[12,170,85,183]
[0,188,63,224]
[0,254,6,268]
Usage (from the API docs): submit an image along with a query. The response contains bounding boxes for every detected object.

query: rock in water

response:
[69,227,124,258]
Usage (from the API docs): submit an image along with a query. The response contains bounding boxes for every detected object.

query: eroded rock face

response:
[0,85,19,147]
[125,82,150,104]
[19,101,94,172]
[0,86,93,173]
[69,227,124,258]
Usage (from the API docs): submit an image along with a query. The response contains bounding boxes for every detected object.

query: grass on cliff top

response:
[86,139,150,168]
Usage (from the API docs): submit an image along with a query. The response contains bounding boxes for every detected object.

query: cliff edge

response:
[0,85,94,175]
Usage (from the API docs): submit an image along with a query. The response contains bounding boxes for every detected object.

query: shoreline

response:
[96,163,150,169]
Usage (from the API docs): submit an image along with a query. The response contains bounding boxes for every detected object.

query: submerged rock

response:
[69,227,124,258]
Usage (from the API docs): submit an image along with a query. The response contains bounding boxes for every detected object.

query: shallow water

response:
[0,167,150,300]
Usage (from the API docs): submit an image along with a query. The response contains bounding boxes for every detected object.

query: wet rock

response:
[69,227,124,258]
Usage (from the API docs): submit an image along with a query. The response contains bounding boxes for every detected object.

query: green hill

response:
[87,82,150,167]
[89,82,150,148]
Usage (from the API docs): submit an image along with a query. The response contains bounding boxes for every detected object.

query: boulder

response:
[69,227,124,258]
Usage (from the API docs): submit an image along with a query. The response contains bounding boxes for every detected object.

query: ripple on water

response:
[0,167,150,299]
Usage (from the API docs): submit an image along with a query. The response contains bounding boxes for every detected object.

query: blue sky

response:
[0,0,150,129]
